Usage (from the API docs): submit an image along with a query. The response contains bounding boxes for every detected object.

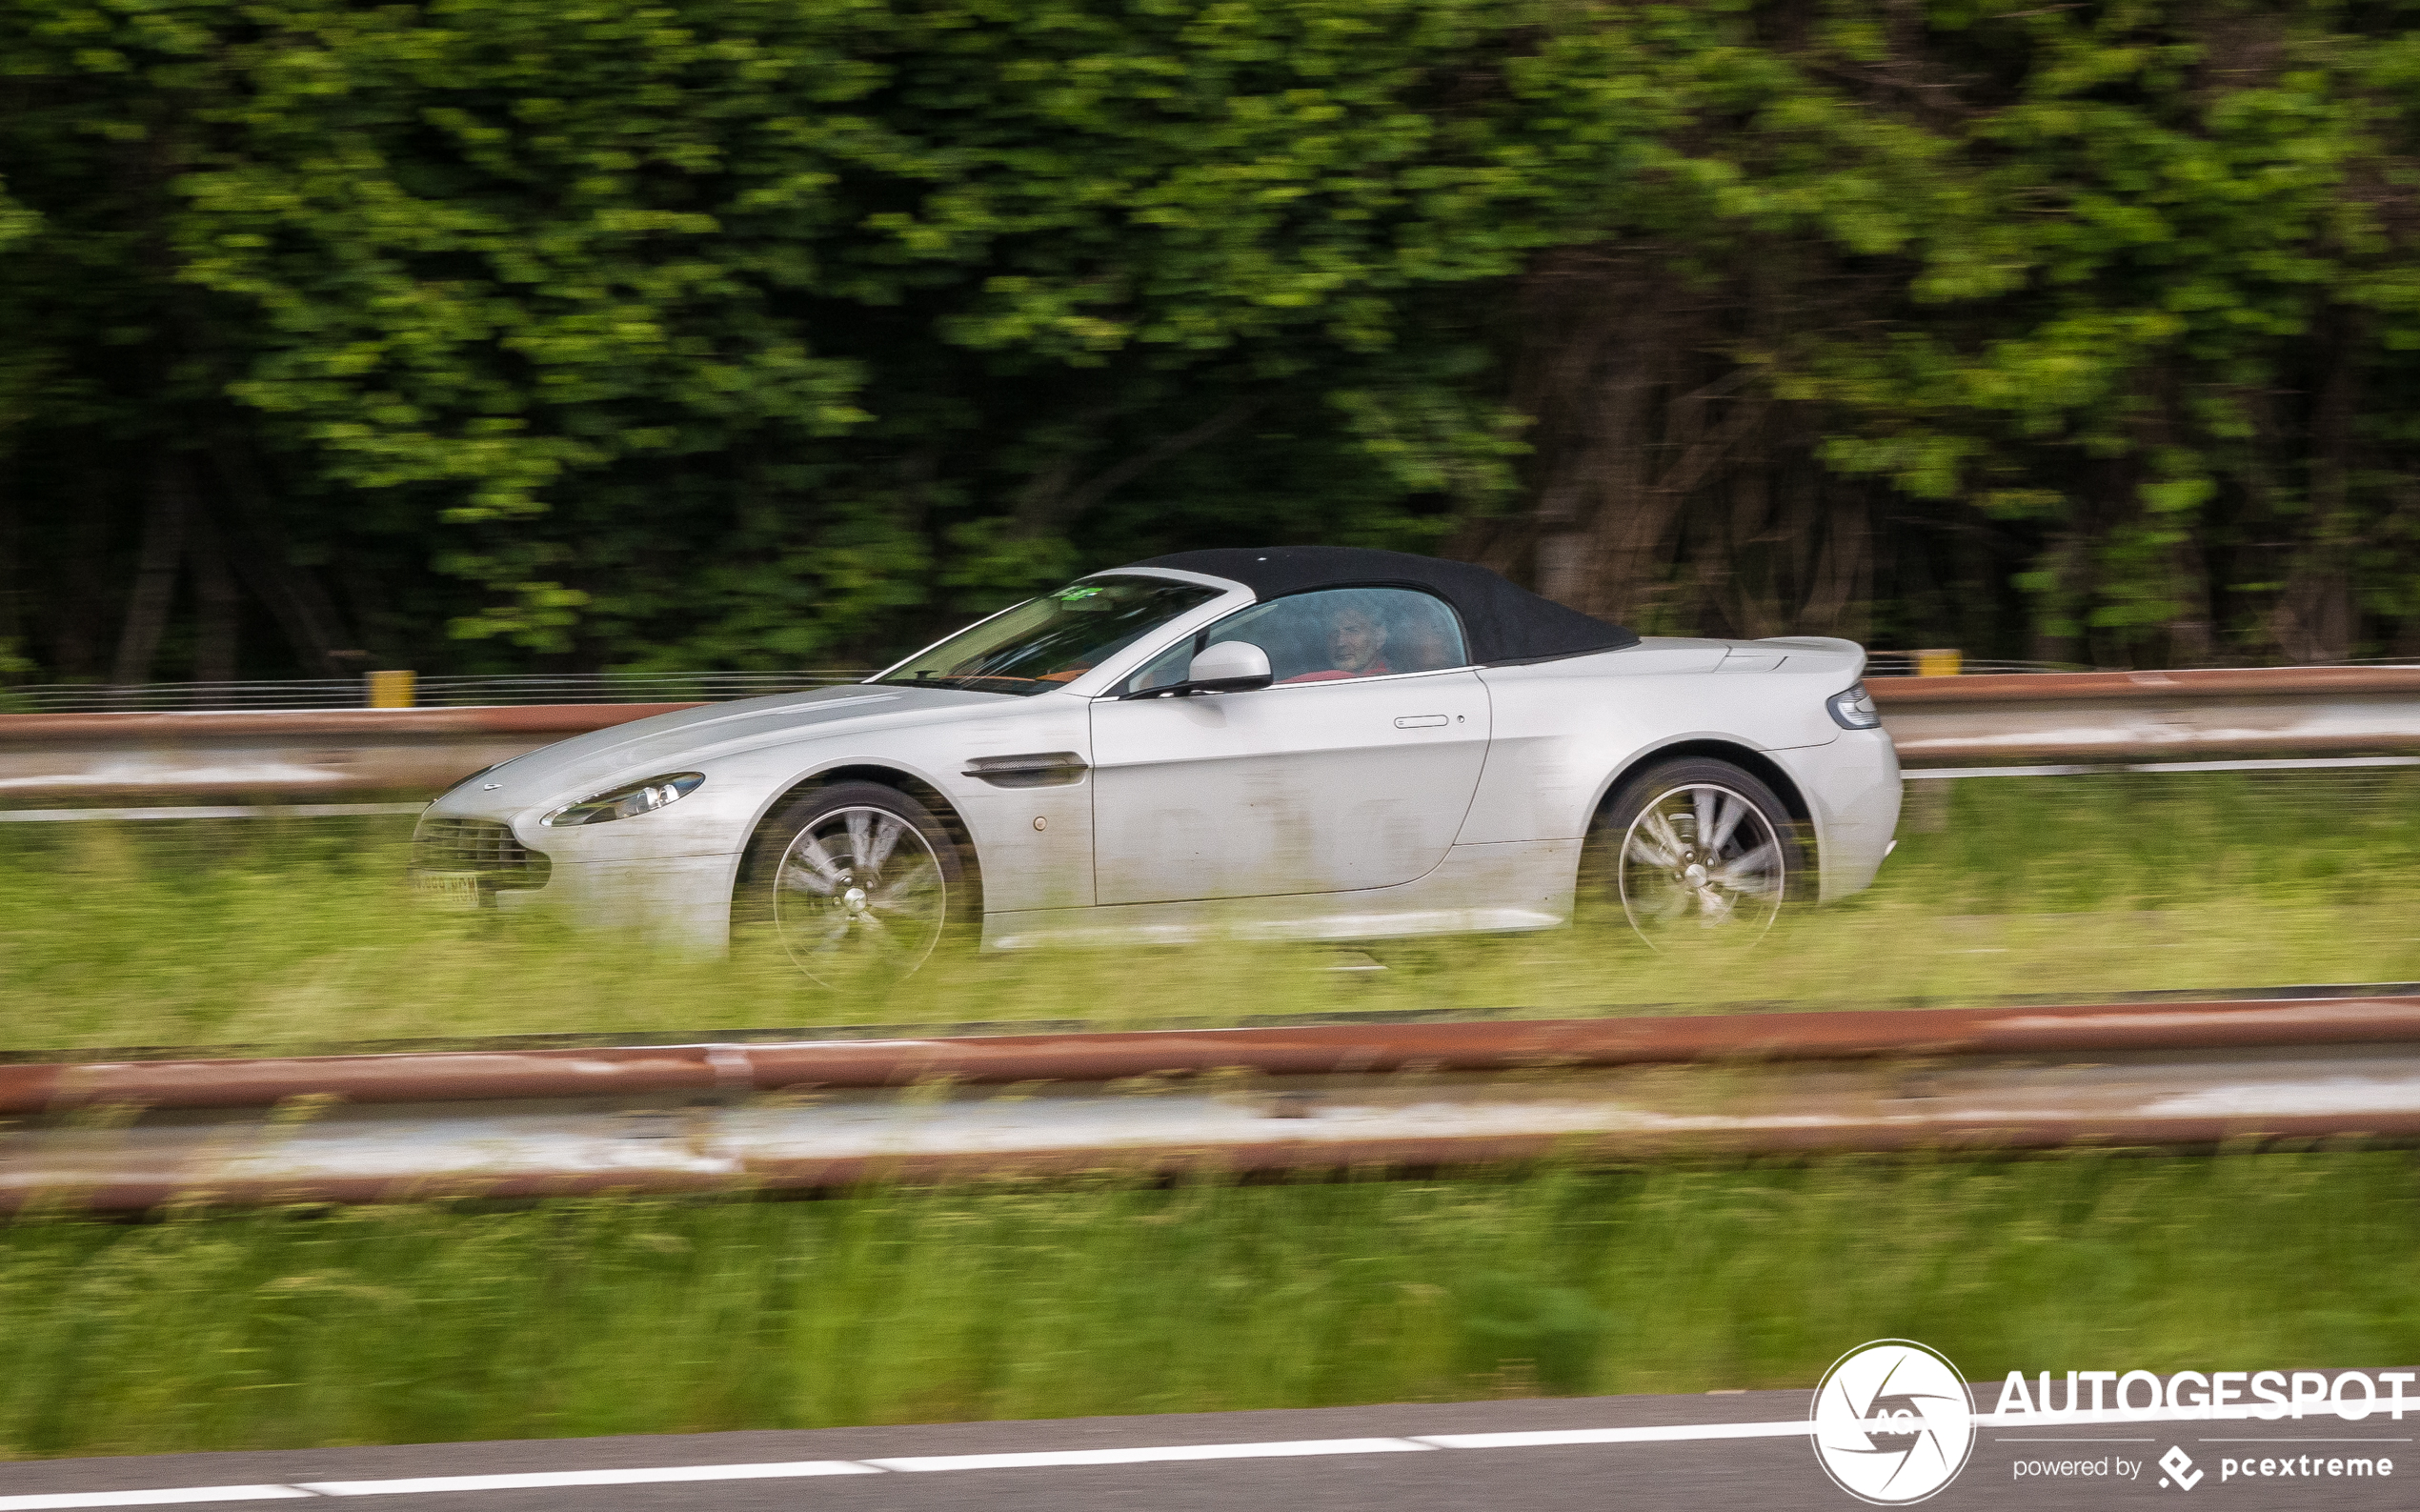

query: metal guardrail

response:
[7,995,2420,1210]
[1871,665,2420,765]
[2,665,2419,807]
[11,994,2420,1108]
[0,704,689,804]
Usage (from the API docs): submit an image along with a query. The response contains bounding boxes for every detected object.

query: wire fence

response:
[1865,654,2420,676]
[0,672,872,714]
[1860,655,2085,676]
[0,657,2063,712]
[5,652,2417,713]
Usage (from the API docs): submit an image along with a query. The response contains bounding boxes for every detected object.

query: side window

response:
[1127,636,1198,694]
[1122,588,1467,693]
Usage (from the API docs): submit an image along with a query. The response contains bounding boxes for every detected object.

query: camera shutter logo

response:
[1811,1340,1977,1504]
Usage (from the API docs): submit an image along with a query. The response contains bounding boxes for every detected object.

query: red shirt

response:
[1280,658,1391,684]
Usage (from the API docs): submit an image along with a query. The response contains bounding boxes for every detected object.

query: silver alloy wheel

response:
[769,804,949,982]
[1615,782,1787,947]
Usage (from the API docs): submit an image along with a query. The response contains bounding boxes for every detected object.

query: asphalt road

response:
[0,1387,2407,1512]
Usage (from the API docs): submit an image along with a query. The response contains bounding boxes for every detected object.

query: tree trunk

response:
[2271,329,2360,663]
[110,454,192,689]
[0,468,20,655]
[188,502,241,686]
[206,442,356,675]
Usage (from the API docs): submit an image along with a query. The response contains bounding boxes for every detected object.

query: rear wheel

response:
[1583,757,1808,949]
[735,781,968,986]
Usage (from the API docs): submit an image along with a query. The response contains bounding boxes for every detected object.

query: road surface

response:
[1,1384,2409,1510]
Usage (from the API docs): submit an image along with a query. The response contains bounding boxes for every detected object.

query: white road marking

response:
[295,1463,882,1496]
[1,1406,2380,1507]
[0,1425,1802,1507]
[0,1488,322,1510]
[865,1438,1437,1472]
[1412,1421,1826,1448]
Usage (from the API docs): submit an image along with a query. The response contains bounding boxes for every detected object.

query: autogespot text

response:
[1992,1367,2417,1421]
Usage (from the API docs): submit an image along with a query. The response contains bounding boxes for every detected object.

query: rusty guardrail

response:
[0,704,694,803]
[1871,665,2420,766]
[3,665,2419,805]
[10,994,2420,1113]
[8,995,2420,1210]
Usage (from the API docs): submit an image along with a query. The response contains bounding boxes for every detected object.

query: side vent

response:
[962,752,1089,789]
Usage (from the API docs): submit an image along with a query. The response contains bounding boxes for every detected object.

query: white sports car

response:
[413,547,1901,979]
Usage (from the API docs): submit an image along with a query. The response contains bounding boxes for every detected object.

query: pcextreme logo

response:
[2160,1446,2204,1490]
[1811,1341,1978,1504]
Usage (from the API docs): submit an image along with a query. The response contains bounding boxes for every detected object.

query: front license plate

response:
[413,871,485,906]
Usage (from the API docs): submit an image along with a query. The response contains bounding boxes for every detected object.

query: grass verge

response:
[2,1151,2414,1458]
[6,770,2420,1053]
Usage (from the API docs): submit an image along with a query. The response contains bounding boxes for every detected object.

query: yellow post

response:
[1914,649,1963,677]
[367,670,417,708]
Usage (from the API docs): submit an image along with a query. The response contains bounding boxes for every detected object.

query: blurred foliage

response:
[3,0,2420,675]
[2,1153,2417,1454]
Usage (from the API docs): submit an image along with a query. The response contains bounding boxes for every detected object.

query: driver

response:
[1281,598,1391,683]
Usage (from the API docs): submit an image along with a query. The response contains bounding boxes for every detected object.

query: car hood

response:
[451,683,1014,807]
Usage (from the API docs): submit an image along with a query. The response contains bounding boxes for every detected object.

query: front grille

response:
[413,816,552,890]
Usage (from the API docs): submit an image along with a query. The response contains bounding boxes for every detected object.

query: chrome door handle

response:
[1393,715,1448,729]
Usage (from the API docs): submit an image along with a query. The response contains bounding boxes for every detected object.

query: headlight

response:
[542,773,705,826]
[1826,682,1881,730]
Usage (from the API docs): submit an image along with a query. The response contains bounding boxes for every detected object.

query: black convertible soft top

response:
[1133,546,1640,665]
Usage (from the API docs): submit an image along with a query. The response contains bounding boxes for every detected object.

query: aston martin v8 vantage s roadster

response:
[413,547,1902,980]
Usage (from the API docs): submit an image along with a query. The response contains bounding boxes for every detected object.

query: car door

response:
[1088,587,1491,905]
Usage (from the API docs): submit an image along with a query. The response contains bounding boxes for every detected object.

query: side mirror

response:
[1184,640,1272,693]
[1115,639,1276,699]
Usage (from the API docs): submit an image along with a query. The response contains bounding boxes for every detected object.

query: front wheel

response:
[734,781,968,986]
[1583,757,1809,950]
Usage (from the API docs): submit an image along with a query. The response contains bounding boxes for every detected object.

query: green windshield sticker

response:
[1052,586,1105,601]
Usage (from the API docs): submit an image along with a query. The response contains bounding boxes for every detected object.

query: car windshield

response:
[875,576,1223,696]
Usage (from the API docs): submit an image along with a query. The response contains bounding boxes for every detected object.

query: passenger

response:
[1391,614,1455,672]
[1281,600,1391,683]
